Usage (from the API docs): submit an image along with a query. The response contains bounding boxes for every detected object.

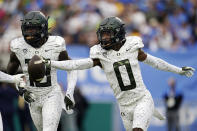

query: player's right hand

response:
[64,93,75,110]
[41,57,51,67]
[180,66,195,77]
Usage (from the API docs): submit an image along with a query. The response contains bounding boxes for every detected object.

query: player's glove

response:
[41,57,51,67]
[17,80,36,103]
[64,93,75,110]
[19,88,36,103]
[180,66,195,77]
[23,90,36,103]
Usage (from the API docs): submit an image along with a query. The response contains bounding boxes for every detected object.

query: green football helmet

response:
[21,11,48,48]
[97,17,126,50]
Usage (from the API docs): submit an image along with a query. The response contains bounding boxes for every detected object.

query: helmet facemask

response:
[21,11,48,48]
[97,29,116,50]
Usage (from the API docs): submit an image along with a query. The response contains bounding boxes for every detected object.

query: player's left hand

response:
[64,93,75,110]
[18,87,36,103]
[180,66,195,77]
[17,81,36,104]
[23,90,36,103]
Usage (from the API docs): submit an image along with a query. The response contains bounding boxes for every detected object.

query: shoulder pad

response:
[125,36,144,51]
[47,36,66,52]
[10,37,24,53]
[90,45,102,59]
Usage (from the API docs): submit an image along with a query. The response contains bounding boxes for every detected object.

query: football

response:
[28,55,45,82]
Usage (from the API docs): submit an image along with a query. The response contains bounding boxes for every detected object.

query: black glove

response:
[41,57,51,67]
[180,66,195,77]
[24,90,35,103]
[18,87,35,103]
[64,94,75,110]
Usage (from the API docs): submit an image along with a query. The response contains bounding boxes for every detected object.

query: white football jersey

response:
[10,36,66,94]
[90,36,147,105]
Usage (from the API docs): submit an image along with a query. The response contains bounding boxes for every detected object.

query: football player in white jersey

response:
[7,11,77,131]
[0,71,25,131]
[43,17,195,131]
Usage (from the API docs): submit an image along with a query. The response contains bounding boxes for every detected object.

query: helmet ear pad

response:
[21,11,48,48]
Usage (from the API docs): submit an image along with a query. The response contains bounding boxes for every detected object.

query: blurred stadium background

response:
[0,0,197,131]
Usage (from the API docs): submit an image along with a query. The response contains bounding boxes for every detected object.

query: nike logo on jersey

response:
[126,48,130,51]
[45,49,53,52]
[126,43,138,51]
[48,95,54,98]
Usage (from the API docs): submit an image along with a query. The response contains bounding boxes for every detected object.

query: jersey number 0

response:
[113,59,136,91]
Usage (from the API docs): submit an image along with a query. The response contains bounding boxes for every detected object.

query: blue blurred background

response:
[0,0,197,131]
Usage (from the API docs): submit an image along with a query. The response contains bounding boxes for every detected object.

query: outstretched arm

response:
[44,56,101,71]
[58,51,78,110]
[50,58,94,71]
[0,71,24,84]
[138,49,195,77]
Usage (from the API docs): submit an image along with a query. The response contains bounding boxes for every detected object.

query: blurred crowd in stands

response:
[0,0,196,54]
